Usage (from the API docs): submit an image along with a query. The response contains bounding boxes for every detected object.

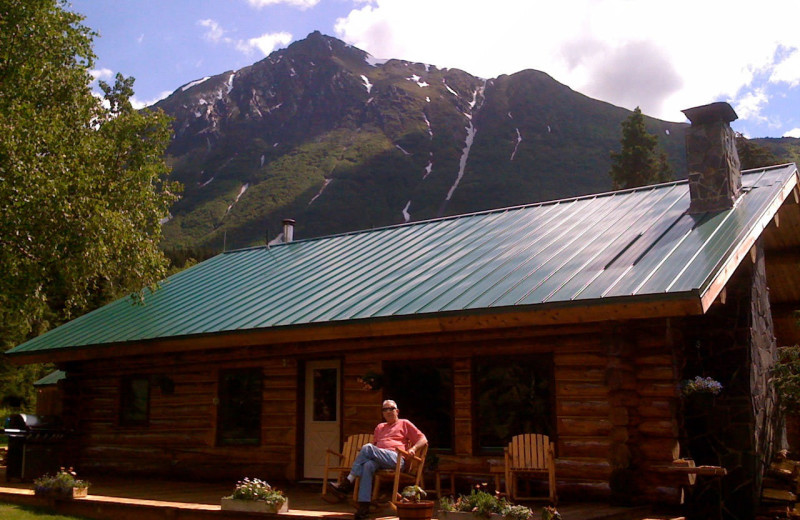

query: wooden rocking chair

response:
[321,433,373,502]
[355,444,428,508]
[504,433,557,504]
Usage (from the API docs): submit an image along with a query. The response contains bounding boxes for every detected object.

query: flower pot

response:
[396,500,434,520]
[220,496,289,513]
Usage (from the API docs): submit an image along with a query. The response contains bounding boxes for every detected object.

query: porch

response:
[0,472,680,520]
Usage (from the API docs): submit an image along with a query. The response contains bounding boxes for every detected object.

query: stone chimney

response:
[282,218,295,243]
[682,101,742,214]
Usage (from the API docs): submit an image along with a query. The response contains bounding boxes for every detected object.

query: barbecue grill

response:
[3,414,65,481]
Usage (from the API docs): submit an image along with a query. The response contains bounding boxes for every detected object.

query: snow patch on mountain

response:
[445,84,485,202]
[395,144,411,156]
[308,179,332,206]
[510,128,523,161]
[365,54,388,67]
[402,201,411,223]
[407,75,429,88]
[225,72,236,94]
[423,158,433,180]
[226,183,249,214]
[443,81,459,97]
[446,121,475,201]
[199,176,215,187]
[424,115,433,138]
[181,76,211,91]
[361,75,373,94]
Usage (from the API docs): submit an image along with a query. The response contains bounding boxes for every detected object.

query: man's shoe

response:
[328,479,353,498]
[354,502,371,520]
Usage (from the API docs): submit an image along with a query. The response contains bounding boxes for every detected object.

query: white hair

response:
[382,399,397,409]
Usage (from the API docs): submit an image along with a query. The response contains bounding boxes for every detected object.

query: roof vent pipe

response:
[682,102,742,214]
[282,218,295,243]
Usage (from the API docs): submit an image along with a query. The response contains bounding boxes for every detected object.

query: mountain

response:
[154,31,691,251]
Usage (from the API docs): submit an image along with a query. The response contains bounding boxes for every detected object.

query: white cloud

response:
[784,128,800,138]
[199,19,291,57]
[247,0,320,8]
[237,32,293,56]
[199,19,227,44]
[131,90,173,110]
[334,0,800,124]
[771,48,800,87]
[90,68,113,81]
[734,88,769,123]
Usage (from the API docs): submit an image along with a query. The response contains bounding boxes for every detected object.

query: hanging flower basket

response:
[357,370,383,391]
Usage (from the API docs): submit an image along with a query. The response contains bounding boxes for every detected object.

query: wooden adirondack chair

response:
[321,433,373,502]
[504,433,557,504]
[355,444,428,507]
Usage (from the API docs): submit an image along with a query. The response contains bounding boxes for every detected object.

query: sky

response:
[71,0,800,139]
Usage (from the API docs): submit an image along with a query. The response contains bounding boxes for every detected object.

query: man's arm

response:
[407,434,428,457]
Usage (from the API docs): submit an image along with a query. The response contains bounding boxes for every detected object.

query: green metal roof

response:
[8,164,798,357]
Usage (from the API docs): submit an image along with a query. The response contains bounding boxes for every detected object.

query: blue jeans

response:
[350,444,401,502]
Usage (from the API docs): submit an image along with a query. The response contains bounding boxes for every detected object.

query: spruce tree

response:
[609,107,672,190]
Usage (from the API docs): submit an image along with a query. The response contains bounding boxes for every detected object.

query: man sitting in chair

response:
[328,399,427,519]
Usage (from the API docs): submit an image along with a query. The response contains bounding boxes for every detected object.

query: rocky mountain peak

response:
[154,32,689,252]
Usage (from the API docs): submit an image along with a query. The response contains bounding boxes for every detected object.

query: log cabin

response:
[7,102,800,515]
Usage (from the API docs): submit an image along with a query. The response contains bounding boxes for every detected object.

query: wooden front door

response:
[303,359,341,479]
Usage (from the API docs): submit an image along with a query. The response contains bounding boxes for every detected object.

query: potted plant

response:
[33,468,90,499]
[221,478,289,513]
[395,485,434,520]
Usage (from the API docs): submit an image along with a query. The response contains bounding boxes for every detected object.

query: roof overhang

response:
[699,166,799,312]
[6,291,704,364]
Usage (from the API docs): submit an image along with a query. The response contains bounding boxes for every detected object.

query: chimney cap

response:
[682,102,738,125]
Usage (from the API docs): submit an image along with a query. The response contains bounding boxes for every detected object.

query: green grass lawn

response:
[0,502,92,520]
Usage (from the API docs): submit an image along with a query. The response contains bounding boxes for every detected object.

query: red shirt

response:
[374,419,426,451]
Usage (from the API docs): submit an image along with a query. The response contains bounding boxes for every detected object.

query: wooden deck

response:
[0,472,682,520]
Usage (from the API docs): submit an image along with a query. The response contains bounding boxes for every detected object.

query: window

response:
[217,368,262,446]
[383,360,453,450]
[474,355,553,452]
[120,376,150,425]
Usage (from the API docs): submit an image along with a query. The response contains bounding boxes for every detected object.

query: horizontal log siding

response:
[59,320,680,501]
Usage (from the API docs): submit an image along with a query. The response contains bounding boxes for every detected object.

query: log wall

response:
[57,319,683,501]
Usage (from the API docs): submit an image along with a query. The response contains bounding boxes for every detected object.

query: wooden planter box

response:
[34,487,89,499]
[220,497,289,513]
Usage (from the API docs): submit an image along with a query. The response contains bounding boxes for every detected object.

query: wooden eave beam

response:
[6,293,704,365]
